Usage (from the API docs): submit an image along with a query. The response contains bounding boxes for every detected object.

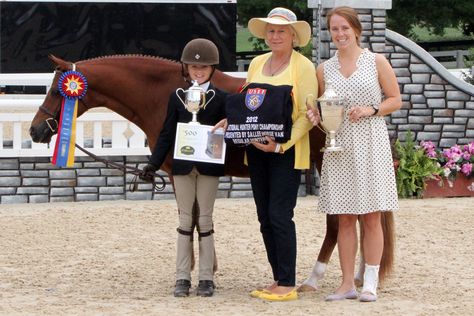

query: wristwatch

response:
[371,104,379,116]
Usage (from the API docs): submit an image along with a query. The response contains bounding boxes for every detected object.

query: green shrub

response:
[394,131,442,198]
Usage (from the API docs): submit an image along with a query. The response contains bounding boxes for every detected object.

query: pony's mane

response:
[81,54,180,65]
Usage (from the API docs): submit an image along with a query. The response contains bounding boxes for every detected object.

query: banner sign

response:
[224,83,293,145]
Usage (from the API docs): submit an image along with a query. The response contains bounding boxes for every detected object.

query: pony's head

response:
[29,55,89,143]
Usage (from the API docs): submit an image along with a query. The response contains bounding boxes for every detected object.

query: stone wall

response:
[0,156,311,204]
[385,30,474,147]
[309,1,474,148]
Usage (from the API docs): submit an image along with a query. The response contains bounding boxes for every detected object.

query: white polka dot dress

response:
[318,49,399,215]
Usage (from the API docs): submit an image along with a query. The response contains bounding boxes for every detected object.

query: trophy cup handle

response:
[202,89,216,108]
[306,94,326,135]
[176,88,187,106]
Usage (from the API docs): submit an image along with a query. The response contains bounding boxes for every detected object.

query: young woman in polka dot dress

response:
[306,6,401,302]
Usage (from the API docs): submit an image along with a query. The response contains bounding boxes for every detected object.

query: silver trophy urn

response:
[176,80,215,124]
[317,80,345,152]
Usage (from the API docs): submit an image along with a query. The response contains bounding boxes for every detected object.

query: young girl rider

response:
[141,38,226,297]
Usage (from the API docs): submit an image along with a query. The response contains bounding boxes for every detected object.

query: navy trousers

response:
[246,146,301,286]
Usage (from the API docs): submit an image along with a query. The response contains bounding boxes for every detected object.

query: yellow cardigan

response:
[247,50,317,169]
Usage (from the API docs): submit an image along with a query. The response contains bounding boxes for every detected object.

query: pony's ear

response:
[48,54,70,71]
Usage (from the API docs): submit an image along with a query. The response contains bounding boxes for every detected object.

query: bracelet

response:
[371,105,379,116]
[274,143,281,153]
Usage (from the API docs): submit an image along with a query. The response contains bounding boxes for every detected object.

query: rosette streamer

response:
[52,70,88,167]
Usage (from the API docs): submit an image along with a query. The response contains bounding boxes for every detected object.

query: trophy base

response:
[321,146,343,152]
[187,121,201,125]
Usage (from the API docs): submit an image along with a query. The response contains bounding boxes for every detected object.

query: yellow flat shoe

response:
[250,289,271,298]
[258,289,298,302]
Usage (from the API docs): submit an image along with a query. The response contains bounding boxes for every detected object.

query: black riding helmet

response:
[180,38,219,83]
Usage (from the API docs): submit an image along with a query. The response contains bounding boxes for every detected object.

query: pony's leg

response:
[355,256,365,287]
[298,214,338,292]
[300,129,337,292]
[379,212,395,283]
[317,214,339,263]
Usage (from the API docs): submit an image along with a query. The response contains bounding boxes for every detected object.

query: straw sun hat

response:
[248,7,311,47]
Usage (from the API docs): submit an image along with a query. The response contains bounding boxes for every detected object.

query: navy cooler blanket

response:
[224,83,293,145]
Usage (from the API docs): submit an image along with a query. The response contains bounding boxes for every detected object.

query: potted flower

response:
[420,140,474,198]
[394,131,443,198]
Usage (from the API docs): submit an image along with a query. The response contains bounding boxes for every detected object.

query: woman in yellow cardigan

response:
[215,7,318,301]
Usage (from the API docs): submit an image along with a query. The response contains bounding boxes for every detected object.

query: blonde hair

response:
[326,6,362,45]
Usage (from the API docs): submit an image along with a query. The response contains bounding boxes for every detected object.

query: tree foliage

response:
[237,0,474,39]
[387,0,474,39]
[462,48,474,85]
[236,0,474,52]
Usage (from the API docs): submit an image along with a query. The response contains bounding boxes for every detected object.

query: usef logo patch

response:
[245,88,266,111]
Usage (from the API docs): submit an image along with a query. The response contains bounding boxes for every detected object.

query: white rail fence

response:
[0,72,148,157]
[0,72,247,158]
[429,50,471,69]
[0,112,150,157]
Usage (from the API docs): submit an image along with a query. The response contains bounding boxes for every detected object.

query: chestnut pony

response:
[29,55,394,282]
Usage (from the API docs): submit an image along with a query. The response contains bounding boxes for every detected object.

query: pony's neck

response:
[79,56,182,116]
[76,55,185,146]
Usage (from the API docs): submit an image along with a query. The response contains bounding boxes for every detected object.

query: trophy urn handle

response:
[202,89,216,109]
[175,88,187,106]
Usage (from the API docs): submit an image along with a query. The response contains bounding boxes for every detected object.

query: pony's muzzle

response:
[29,122,55,143]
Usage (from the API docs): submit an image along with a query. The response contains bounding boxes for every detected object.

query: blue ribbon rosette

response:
[52,70,88,167]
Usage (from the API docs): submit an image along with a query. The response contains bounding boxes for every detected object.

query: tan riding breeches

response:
[173,167,219,281]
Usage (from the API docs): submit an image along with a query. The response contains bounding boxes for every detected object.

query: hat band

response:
[268,13,293,22]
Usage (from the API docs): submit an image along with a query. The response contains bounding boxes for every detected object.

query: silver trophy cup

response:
[317,80,345,152]
[176,80,215,124]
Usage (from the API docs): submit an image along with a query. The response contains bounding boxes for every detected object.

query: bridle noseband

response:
[39,102,59,133]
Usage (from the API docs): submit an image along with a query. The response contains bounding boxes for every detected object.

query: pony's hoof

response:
[297,284,317,292]
[250,289,270,298]
[354,278,363,288]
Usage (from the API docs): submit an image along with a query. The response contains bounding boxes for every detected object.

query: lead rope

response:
[74,143,166,192]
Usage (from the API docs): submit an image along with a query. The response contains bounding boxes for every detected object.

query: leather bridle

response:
[37,63,166,192]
